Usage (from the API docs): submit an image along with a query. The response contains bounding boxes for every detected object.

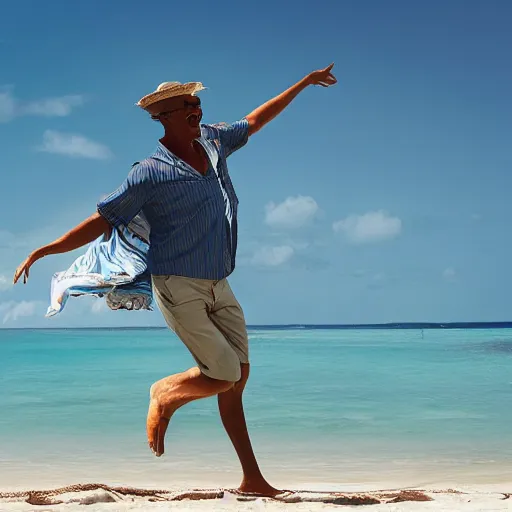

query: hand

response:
[307,63,337,88]
[13,253,37,285]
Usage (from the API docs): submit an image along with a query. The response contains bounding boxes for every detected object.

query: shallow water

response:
[1,327,511,489]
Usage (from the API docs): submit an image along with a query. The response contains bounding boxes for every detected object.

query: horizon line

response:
[1,321,512,330]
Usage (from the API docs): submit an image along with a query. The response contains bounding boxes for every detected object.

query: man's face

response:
[156,94,203,137]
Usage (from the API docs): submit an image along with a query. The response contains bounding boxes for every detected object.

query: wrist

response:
[302,74,313,87]
[32,247,48,260]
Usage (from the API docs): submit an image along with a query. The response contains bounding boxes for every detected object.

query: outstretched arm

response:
[245,63,337,136]
[13,212,111,284]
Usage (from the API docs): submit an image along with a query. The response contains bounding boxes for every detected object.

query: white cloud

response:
[0,89,84,122]
[333,210,402,244]
[0,275,12,291]
[251,245,294,266]
[0,300,41,324]
[443,267,456,281]
[37,130,112,159]
[265,196,318,229]
[21,95,84,117]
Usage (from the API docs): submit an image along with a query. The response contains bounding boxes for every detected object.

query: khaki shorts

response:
[151,275,249,382]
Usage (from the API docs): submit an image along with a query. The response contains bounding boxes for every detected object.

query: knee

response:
[239,362,250,383]
[232,363,250,394]
[216,379,236,393]
[204,353,248,389]
[205,355,240,388]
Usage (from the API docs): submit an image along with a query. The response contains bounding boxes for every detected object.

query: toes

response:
[146,384,174,457]
[147,427,157,455]
[146,399,161,455]
[155,417,170,456]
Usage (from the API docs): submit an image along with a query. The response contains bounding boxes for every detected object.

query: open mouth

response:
[187,113,201,128]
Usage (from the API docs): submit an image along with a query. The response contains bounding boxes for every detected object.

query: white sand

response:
[1,484,512,511]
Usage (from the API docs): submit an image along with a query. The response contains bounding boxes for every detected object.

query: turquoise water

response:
[1,327,511,490]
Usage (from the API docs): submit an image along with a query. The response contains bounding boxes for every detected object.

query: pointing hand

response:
[308,63,337,88]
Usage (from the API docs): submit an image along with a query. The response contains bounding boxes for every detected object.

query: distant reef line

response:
[3,322,512,331]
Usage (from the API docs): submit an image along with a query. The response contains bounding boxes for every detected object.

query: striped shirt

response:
[97,118,249,279]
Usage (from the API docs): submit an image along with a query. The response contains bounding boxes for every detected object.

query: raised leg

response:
[147,366,233,457]
[217,363,282,497]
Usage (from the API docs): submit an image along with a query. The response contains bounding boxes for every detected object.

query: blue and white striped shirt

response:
[97,118,249,279]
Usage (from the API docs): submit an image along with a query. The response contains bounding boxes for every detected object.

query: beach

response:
[2,484,512,510]
[1,327,511,510]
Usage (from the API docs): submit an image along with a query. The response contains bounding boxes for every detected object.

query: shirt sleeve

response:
[97,164,155,227]
[210,118,250,158]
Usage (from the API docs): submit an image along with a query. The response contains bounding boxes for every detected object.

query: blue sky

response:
[1,0,511,327]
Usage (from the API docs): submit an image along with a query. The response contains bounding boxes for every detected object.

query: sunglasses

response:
[153,97,202,119]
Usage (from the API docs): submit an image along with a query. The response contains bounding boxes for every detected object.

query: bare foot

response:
[146,381,180,457]
[147,368,230,457]
[237,479,284,498]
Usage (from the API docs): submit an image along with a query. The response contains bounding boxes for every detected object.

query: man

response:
[13,63,337,497]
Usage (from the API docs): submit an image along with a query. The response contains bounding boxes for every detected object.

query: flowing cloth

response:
[46,215,153,317]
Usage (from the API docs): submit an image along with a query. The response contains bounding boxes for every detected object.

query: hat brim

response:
[137,82,206,111]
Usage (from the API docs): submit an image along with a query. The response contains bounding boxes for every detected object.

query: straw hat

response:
[136,81,206,113]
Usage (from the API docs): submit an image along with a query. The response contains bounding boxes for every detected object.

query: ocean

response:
[1,327,511,491]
